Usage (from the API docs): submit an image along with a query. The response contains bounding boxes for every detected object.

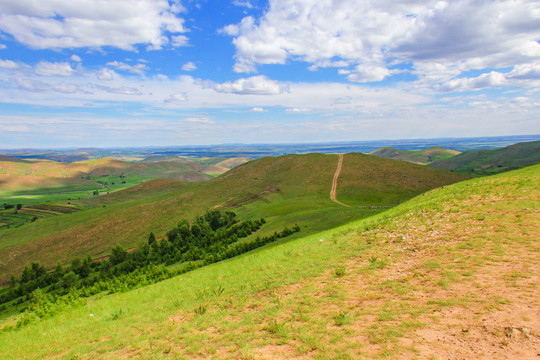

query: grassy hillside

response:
[0,153,467,282]
[0,156,234,208]
[370,146,460,165]
[429,140,540,175]
[0,164,537,359]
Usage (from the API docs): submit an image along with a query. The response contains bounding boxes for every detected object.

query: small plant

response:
[368,256,387,270]
[111,308,124,321]
[212,285,224,297]
[194,304,207,315]
[335,266,346,278]
[266,319,284,334]
[334,311,348,326]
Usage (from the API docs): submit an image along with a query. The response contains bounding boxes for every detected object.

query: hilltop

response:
[370,146,460,165]
[429,140,540,175]
[0,153,467,282]
[0,163,536,359]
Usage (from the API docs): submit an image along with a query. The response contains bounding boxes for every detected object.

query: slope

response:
[370,146,460,165]
[0,164,537,359]
[429,140,540,174]
[0,153,467,282]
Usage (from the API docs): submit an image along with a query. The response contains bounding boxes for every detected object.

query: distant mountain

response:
[429,140,540,175]
[370,146,460,165]
[0,155,31,163]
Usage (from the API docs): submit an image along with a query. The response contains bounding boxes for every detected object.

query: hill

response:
[0,163,536,359]
[0,157,235,206]
[370,146,460,164]
[429,140,540,174]
[0,153,467,282]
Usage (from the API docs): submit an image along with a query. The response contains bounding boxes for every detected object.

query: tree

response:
[148,232,156,245]
[110,245,128,265]
[61,271,79,289]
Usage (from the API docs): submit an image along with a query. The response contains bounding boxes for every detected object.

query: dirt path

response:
[330,154,350,207]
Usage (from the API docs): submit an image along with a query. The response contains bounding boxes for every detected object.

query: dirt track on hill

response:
[330,154,350,207]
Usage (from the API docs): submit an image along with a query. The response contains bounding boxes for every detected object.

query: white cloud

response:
[96,68,116,81]
[106,61,147,74]
[35,61,75,76]
[0,44,6,50]
[225,0,540,88]
[95,85,142,95]
[214,75,284,95]
[171,35,189,47]
[285,107,310,113]
[165,93,188,103]
[15,77,80,93]
[233,0,254,9]
[182,62,197,71]
[250,107,268,112]
[70,55,81,62]
[0,59,18,69]
[0,0,187,50]
[185,116,214,124]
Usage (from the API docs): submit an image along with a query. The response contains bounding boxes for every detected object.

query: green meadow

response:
[0,163,537,359]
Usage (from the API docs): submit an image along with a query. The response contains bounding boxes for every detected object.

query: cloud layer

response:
[0,0,187,49]
[225,0,540,87]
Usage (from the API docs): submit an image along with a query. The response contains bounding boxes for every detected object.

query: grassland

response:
[0,153,467,282]
[370,146,461,165]
[0,163,537,359]
[429,140,540,175]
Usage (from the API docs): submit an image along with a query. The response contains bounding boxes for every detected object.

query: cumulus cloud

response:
[0,44,6,50]
[182,62,197,71]
[214,75,283,95]
[35,61,75,76]
[224,0,540,87]
[106,61,147,74]
[96,68,116,81]
[0,0,187,50]
[439,72,506,92]
[70,55,81,62]
[0,59,18,69]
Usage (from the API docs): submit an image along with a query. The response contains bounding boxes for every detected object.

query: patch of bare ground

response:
[185,179,539,359]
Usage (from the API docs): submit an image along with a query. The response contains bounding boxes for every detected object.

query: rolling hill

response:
[370,146,461,164]
[429,140,540,174]
[0,153,468,282]
[0,163,536,359]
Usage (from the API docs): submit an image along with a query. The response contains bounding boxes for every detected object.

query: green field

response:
[0,163,537,359]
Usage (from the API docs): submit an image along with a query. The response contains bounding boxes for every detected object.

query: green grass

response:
[0,163,537,359]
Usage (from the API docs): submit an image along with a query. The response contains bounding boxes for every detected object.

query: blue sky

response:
[0,0,539,148]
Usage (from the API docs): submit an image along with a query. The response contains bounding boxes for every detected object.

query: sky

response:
[0,0,539,148]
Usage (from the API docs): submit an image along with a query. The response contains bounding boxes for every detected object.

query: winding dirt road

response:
[330,154,350,207]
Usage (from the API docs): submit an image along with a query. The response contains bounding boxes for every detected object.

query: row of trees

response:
[0,210,300,317]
